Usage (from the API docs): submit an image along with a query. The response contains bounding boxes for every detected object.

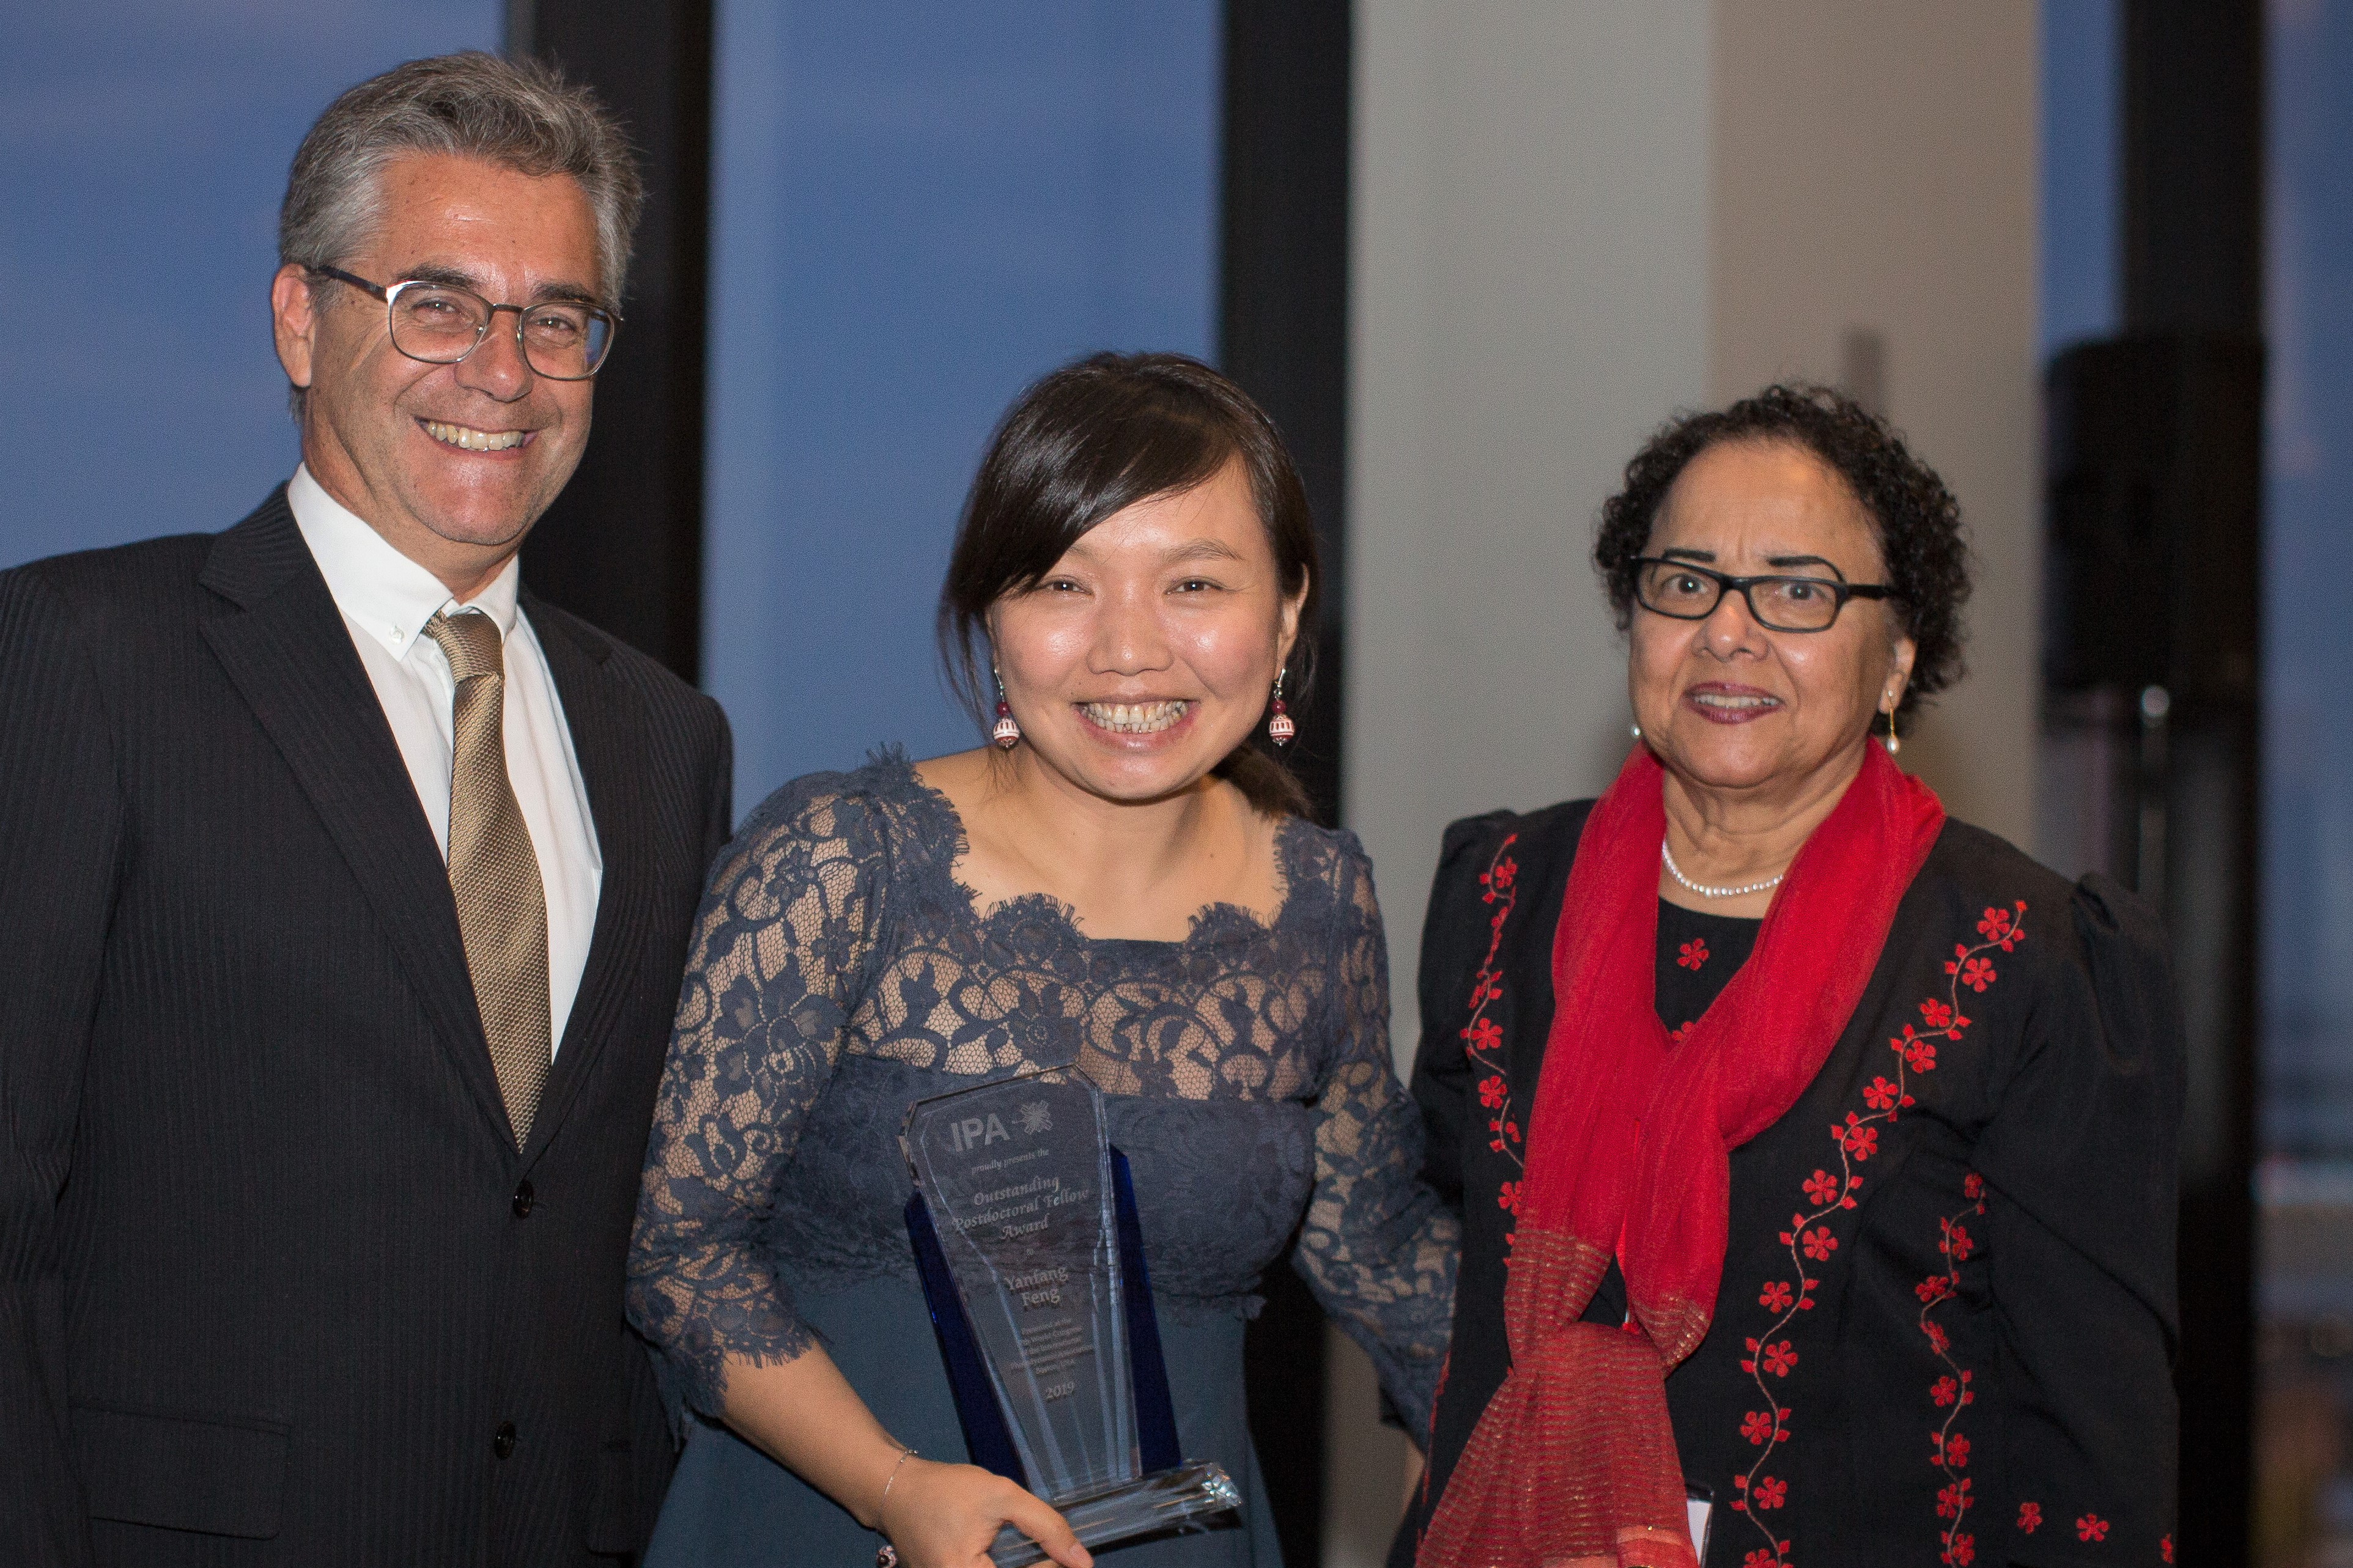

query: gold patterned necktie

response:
[422,609,550,1149]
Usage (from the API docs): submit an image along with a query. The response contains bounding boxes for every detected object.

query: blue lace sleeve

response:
[1291,839,1461,1441]
[627,777,891,1423]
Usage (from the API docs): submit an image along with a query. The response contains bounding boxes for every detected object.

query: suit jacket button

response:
[493,1421,517,1459]
[512,1180,535,1218]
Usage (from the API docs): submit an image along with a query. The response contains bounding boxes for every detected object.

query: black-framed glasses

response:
[1631,556,1896,633]
[311,266,618,380]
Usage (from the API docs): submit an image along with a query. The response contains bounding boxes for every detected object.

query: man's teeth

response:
[1083,701,1189,734]
[424,420,526,452]
[1693,692,1779,710]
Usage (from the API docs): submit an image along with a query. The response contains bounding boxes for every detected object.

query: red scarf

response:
[1420,743,1943,1568]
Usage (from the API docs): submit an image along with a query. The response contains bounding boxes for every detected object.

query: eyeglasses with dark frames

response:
[311,266,619,381]
[1631,556,1896,633]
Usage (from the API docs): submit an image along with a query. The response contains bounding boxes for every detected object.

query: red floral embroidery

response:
[1679,937,1710,970]
[1926,1167,1992,1558]
[1729,899,2025,1567]
[1752,1476,1787,1509]
[2017,1501,2041,1533]
[2161,1534,2172,1561]
[1461,837,1524,1212]
[1899,1032,1939,1073]
[2076,1514,2108,1542]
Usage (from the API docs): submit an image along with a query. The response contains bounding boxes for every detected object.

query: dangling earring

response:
[991,668,1021,749]
[1881,705,1900,756]
[1267,671,1295,746]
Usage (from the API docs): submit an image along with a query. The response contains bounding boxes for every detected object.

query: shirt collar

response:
[287,463,521,660]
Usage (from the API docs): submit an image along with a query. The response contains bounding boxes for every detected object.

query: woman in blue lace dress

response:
[629,353,1457,1568]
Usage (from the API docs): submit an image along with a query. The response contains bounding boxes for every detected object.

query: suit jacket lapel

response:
[520,592,659,1167]
[198,491,515,1150]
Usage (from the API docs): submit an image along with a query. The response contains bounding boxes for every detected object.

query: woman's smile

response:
[1680,681,1783,724]
[1076,698,1194,737]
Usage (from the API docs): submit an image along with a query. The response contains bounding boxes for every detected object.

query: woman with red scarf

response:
[1397,386,2181,1568]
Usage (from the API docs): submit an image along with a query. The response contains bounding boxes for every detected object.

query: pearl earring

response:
[1630,723,1643,740]
[1881,707,1900,756]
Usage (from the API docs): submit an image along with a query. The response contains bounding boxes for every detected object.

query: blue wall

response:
[2039,0,2121,358]
[2262,1,2353,1151]
[700,1,1222,809]
[0,2,501,569]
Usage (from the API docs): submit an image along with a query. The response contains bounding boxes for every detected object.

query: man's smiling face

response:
[272,151,604,593]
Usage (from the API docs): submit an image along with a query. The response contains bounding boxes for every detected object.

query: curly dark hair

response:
[1592,383,1971,728]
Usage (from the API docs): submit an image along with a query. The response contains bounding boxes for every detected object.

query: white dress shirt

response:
[288,464,602,1057]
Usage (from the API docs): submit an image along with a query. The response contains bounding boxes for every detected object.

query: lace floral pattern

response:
[629,753,1458,1431]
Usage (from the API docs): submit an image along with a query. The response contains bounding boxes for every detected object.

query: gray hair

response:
[279,51,643,308]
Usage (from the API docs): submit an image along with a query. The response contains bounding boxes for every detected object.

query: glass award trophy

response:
[902,1072,1241,1567]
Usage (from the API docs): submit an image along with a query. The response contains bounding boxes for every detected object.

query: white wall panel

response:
[1345,0,1715,1072]
[1709,2,2042,848]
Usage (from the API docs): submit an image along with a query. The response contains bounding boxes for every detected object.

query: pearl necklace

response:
[1660,839,1785,900]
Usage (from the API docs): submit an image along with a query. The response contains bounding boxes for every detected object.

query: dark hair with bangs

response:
[1592,382,1972,731]
[938,352,1319,817]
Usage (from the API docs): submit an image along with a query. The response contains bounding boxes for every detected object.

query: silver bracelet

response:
[881,1445,917,1504]
[874,1445,918,1567]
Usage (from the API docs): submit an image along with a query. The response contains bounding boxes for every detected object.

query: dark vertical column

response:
[1222,0,1351,830]
[2122,0,2265,338]
[2119,2,2264,1556]
[509,0,714,682]
[1220,2,1350,1564]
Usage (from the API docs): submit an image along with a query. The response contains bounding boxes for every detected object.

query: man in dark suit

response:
[0,53,731,1566]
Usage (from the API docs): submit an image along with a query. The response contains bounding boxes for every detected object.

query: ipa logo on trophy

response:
[902,1073,1240,1566]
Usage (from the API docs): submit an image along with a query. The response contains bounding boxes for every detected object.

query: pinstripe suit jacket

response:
[0,488,732,1567]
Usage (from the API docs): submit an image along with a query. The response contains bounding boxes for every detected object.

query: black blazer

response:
[0,490,732,1567]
